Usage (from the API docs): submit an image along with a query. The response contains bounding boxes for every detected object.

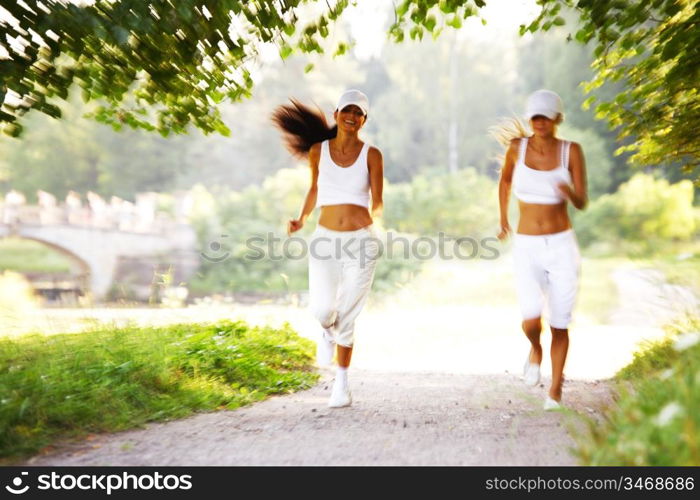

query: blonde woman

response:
[496,89,588,410]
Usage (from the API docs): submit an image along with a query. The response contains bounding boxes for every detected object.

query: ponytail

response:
[489,116,530,149]
[489,116,531,167]
[272,99,337,159]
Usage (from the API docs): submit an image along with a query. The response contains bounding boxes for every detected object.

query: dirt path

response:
[18,259,695,466]
[25,370,612,466]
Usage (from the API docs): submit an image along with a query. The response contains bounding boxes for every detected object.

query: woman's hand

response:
[287,218,304,236]
[557,181,586,209]
[497,221,512,241]
[557,182,574,200]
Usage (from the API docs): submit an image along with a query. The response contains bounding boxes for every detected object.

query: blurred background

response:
[0,0,697,377]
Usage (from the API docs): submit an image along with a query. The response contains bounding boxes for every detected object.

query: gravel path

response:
[25,370,613,466]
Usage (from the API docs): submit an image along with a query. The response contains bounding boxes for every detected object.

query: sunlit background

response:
[0,0,698,382]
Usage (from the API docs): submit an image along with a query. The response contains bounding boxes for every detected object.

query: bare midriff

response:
[517,201,571,235]
[318,204,373,231]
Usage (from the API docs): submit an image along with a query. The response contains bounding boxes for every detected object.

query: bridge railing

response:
[0,191,189,235]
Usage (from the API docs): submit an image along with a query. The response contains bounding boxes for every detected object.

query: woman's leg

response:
[522,318,543,365]
[333,234,380,353]
[336,344,353,368]
[328,231,379,407]
[308,231,342,365]
[513,235,546,377]
[549,327,569,400]
[308,256,341,330]
[546,230,580,403]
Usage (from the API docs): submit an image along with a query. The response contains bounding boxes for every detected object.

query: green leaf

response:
[410,26,424,40]
[582,95,597,110]
[446,15,462,29]
[438,0,455,14]
[303,63,314,73]
[621,36,634,50]
[3,122,22,137]
[279,45,293,60]
[396,1,410,17]
[39,103,62,118]
[333,42,349,57]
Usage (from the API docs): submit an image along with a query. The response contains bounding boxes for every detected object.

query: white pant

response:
[513,229,580,329]
[308,224,381,347]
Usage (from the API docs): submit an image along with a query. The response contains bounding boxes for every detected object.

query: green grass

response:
[0,320,319,463]
[0,237,73,273]
[575,315,700,465]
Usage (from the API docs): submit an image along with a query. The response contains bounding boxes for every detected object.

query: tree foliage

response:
[573,173,697,255]
[0,0,348,137]
[0,12,655,201]
[1,0,697,175]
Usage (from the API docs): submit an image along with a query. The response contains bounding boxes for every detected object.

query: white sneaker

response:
[316,328,335,367]
[544,396,562,411]
[328,382,352,408]
[524,362,541,386]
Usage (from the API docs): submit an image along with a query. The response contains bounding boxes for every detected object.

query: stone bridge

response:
[0,190,200,302]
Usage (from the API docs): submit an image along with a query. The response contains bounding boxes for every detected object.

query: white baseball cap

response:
[525,89,564,121]
[336,89,369,116]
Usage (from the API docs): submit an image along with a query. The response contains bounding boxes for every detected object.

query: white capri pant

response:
[308,224,381,347]
[513,229,581,329]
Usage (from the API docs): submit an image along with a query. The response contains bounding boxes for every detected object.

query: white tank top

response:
[513,137,572,205]
[315,140,371,209]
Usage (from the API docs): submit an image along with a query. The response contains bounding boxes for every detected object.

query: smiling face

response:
[530,114,562,138]
[334,104,366,133]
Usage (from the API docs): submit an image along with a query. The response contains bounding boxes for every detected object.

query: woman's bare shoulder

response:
[507,138,522,156]
[368,145,383,159]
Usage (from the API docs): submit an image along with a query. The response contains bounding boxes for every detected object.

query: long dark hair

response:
[271,99,337,159]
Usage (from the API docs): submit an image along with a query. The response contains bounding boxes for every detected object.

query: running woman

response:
[495,89,588,410]
[272,89,383,408]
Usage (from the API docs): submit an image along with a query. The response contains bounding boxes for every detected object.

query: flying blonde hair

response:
[489,116,531,149]
[488,116,531,167]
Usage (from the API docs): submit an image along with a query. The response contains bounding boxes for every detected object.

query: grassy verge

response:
[0,320,318,463]
[0,237,73,273]
[575,315,700,465]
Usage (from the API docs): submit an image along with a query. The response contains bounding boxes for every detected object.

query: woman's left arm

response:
[559,142,588,210]
[368,146,384,219]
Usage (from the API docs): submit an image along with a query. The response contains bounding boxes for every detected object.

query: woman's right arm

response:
[287,142,321,235]
[497,139,518,240]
